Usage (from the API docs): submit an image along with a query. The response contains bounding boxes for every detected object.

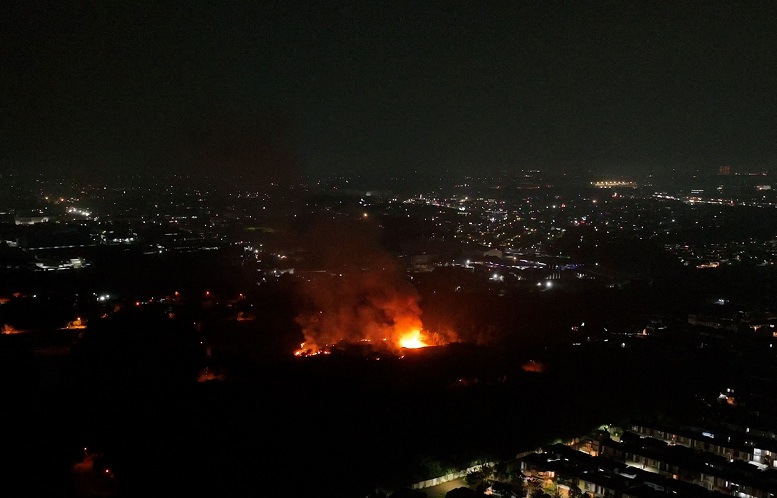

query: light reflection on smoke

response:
[292,217,455,355]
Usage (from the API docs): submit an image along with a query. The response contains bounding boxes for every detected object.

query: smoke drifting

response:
[164,112,304,188]
[295,267,424,353]
[293,217,450,354]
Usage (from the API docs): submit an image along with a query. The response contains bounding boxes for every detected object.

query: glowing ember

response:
[66,317,86,329]
[521,360,545,373]
[398,329,428,349]
[294,342,330,356]
[197,367,225,382]
[1,323,20,334]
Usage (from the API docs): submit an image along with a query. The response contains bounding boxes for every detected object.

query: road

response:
[420,477,468,498]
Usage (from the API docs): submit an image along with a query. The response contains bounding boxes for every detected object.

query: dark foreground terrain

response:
[3,306,756,498]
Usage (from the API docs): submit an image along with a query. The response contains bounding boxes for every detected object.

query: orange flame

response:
[398,328,428,349]
[294,326,448,357]
[66,317,86,329]
[1,324,20,334]
[521,360,545,373]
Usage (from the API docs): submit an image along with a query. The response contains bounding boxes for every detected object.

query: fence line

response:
[407,447,542,490]
[410,462,495,490]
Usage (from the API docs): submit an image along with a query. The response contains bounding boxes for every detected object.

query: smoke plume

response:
[293,216,432,353]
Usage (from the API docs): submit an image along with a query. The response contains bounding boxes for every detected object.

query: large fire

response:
[291,217,457,358]
[295,326,441,357]
[398,328,427,349]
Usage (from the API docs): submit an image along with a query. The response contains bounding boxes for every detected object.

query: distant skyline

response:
[3,1,777,184]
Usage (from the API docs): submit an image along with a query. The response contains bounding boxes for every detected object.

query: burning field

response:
[291,217,456,357]
[293,268,455,357]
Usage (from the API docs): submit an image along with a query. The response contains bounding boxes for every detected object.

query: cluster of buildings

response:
[3,169,776,278]
[664,240,777,269]
[399,171,777,271]
[519,326,777,498]
[521,419,777,497]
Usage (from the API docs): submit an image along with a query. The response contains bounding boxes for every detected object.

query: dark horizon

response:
[4,1,777,184]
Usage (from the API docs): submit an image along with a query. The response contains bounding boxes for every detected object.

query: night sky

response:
[3,1,777,183]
